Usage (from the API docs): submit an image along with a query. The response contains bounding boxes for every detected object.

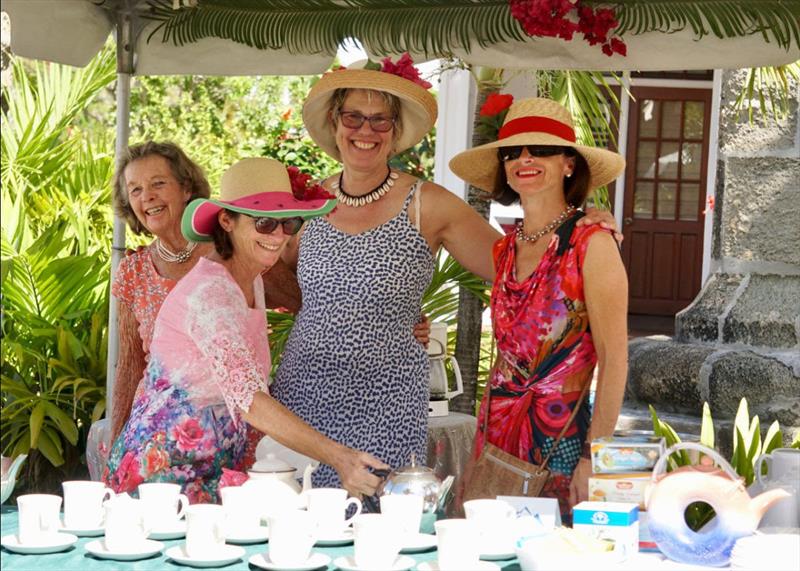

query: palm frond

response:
[598,0,800,51]
[142,0,800,55]
[734,62,800,122]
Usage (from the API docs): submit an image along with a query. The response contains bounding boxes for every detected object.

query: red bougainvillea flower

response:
[480,93,515,117]
[287,166,335,201]
[380,53,433,89]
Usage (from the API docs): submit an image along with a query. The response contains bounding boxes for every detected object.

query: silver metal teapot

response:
[365,453,454,516]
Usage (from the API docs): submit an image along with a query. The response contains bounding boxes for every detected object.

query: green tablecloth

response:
[0,507,521,570]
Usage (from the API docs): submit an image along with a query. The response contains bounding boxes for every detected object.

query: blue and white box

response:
[572,501,639,555]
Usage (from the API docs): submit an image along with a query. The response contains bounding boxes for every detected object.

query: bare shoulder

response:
[584,231,627,281]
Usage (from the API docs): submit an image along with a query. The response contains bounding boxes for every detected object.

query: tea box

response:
[588,472,651,509]
[591,436,665,474]
[572,501,639,555]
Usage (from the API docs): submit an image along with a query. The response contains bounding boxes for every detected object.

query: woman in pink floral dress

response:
[451,97,629,516]
[104,158,387,502]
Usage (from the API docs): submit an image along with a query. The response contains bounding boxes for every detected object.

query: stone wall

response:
[625,69,800,444]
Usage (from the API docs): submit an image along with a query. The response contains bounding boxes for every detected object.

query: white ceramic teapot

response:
[243,458,314,516]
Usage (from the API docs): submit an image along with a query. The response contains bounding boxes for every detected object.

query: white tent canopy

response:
[3,0,799,411]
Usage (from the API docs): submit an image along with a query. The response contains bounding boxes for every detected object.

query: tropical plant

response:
[650,398,800,531]
[145,1,800,55]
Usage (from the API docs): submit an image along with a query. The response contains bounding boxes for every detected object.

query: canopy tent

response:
[3,0,800,409]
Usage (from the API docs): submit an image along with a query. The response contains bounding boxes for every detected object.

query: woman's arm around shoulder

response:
[418,180,501,282]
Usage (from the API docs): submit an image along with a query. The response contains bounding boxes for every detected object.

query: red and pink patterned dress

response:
[476,213,608,515]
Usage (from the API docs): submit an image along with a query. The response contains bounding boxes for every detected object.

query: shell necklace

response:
[515,205,576,243]
[331,168,399,208]
[155,239,197,263]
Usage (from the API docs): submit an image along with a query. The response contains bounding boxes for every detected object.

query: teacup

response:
[185,504,226,559]
[138,482,189,529]
[435,518,481,571]
[17,494,62,545]
[380,494,423,538]
[62,480,114,530]
[756,448,800,486]
[304,487,361,537]
[267,510,318,566]
[103,496,151,552]
[464,498,517,553]
[220,485,261,535]
[353,514,402,570]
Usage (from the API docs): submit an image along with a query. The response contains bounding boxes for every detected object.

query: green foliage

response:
[650,397,796,531]
[734,63,800,123]
[145,0,800,55]
[1,48,114,472]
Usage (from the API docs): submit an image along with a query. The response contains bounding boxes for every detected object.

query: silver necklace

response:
[331,169,399,208]
[155,239,197,263]
[516,205,576,243]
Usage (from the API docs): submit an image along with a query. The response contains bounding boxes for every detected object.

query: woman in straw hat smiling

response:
[104,158,388,502]
[271,56,618,493]
[450,97,629,516]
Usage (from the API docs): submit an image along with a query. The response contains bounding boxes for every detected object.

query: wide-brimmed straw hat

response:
[302,67,438,162]
[449,97,625,193]
[182,157,336,242]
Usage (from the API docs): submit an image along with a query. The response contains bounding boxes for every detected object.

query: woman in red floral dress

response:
[451,97,629,517]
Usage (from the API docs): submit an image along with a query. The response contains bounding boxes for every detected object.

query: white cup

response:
[435,518,481,571]
[138,482,189,529]
[756,448,800,486]
[267,510,318,566]
[304,487,362,536]
[17,494,62,545]
[185,504,226,559]
[353,514,402,570]
[220,485,261,535]
[62,480,113,529]
[380,494,423,538]
[103,497,151,552]
[464,498,517,553]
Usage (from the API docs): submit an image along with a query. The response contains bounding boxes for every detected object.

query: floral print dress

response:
[475,213,607,516]
[104,257,270,503]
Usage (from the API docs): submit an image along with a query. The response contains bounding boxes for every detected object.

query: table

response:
[0,507,520,570]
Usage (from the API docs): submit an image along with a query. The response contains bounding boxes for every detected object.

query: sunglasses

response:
[338,111,396,133]
[249,215,304,235]
[498,145,573,162]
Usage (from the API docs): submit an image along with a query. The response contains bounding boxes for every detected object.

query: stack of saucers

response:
[730,533,800,570]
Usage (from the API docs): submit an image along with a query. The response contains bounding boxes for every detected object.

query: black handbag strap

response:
[481,346,591,471]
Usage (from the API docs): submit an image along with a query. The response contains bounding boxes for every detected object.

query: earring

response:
[565,172,573,178]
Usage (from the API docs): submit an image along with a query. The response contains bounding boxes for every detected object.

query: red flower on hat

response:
[287,166,335,201]
[480,93,515,117]
[380,53,432,89]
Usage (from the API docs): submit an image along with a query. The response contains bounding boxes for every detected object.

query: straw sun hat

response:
[449,97,625,194]
[302,67,438,162]
[182,157,336,242]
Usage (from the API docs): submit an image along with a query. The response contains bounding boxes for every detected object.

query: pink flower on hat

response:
[380,53,432,89]
[287,166,335,201]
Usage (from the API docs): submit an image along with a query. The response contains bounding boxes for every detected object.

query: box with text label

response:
[588,472,651,509]
[572,501,639,555]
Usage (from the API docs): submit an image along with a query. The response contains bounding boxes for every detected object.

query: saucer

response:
[1,533,77,555]
[225,525,269,544]
[60,519,104,537]
[417,561,500,571]
[166,544,245,568]
[335,554,416,571]
[479,545,516,561]
[249,551,331,571]
[315,527,354,546]
[400,533,437,553]
[85,538,164,561]
[148,519,186,540]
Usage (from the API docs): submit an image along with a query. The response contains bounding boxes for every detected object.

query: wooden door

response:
[622,87,712,315]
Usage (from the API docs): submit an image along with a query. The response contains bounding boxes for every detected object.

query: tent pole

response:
[106,7,135,424]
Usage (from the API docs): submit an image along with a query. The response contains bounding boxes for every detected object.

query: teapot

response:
[1,454,27,505]
[645,442,791,567]
[243,460,314,515]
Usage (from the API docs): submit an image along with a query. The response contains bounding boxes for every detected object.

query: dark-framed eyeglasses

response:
[338,111,396,133]
[498,145,572,162]
[249,216,304,236]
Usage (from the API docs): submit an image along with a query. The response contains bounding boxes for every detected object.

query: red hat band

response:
[498,116,576,143]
